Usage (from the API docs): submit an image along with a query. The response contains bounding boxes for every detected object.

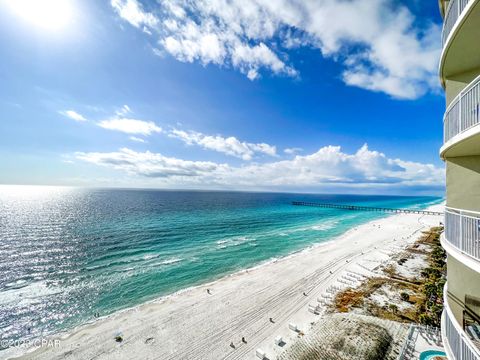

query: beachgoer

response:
[242,337,246,343]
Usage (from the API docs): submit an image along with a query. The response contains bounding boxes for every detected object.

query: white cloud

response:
[169,129,277,160]
[75,144,444,193]
[111,0,158,29]
[98,118,162,136]
[111,0,441,99]
[161,32,226,65]
[59,110,87,122]
[232,42,298,79]
[129,136,146,143]
[284,147,303,155]
[76,147,222,178]
[96,105,162,136]
[116,104,132,116]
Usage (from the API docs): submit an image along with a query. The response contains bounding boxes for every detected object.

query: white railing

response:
[444,75,480,143]
[445,207,480,261]
[443,287,480,359]
[442,0,472,47]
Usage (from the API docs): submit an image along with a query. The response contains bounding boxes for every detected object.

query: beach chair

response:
[255,348,267,359]
[274,336,283,346]
[288,323,298,332]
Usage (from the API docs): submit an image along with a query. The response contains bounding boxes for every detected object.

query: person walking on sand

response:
[242,337,247,343]
[207,288,211,295]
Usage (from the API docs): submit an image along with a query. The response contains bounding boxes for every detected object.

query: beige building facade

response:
[439,0,480,359]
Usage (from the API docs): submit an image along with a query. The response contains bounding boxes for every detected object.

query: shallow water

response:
[0,186,442,345]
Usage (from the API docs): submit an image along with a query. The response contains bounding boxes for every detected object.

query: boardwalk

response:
[291,201,443,216]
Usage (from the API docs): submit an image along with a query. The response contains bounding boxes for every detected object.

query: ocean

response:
[0,186,442,348]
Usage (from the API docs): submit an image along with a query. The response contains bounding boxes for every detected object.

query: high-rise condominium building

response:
[438,0,480,359]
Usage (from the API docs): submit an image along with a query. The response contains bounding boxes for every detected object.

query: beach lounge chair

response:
[275,336,283,346]
[255,348,267,359]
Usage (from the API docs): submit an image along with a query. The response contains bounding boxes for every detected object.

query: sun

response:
[5,0,75,31]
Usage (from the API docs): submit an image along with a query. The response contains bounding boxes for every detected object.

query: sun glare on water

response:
[4,0,75,31]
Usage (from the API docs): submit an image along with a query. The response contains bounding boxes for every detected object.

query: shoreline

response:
[7,203,444,360]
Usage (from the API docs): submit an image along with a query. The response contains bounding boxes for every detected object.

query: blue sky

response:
[0,0,446,195]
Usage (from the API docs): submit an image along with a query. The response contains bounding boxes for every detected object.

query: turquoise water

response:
[419,349,447,359]
[0,186,443,347]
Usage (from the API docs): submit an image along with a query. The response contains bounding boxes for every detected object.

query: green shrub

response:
[388,304,398,314]
[419,313,434,326]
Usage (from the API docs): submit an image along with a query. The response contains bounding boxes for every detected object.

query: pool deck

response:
[398,325,445,359]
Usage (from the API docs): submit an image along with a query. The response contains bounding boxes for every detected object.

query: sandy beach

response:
[10,204,443,360]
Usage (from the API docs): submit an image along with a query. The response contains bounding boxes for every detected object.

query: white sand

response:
[11,204,443,360]
[368,284,415,312]
[394,254,429,279]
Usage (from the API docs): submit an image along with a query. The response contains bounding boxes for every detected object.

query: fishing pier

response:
[291,201,443,216]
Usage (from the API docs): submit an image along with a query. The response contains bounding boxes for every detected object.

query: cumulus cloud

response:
[59,110,87,122]
[110,0,440,99]
[231,42,298,80]
[75,144,444,192]
[111,0,158,31]
[169,129,277,160]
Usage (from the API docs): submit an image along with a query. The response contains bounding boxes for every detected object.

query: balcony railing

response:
[443,287,480,359]
[442,0,472,47]
[444,75,480,144]
[445,207,480,261]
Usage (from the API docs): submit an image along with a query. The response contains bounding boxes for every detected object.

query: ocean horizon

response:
[0,186,443,349]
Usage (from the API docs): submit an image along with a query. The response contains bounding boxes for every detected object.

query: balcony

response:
[442,0,471,47]
[439,0,480,87]
[442,287,480,359]
[444,207,480,266]
[441,75,480,158]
